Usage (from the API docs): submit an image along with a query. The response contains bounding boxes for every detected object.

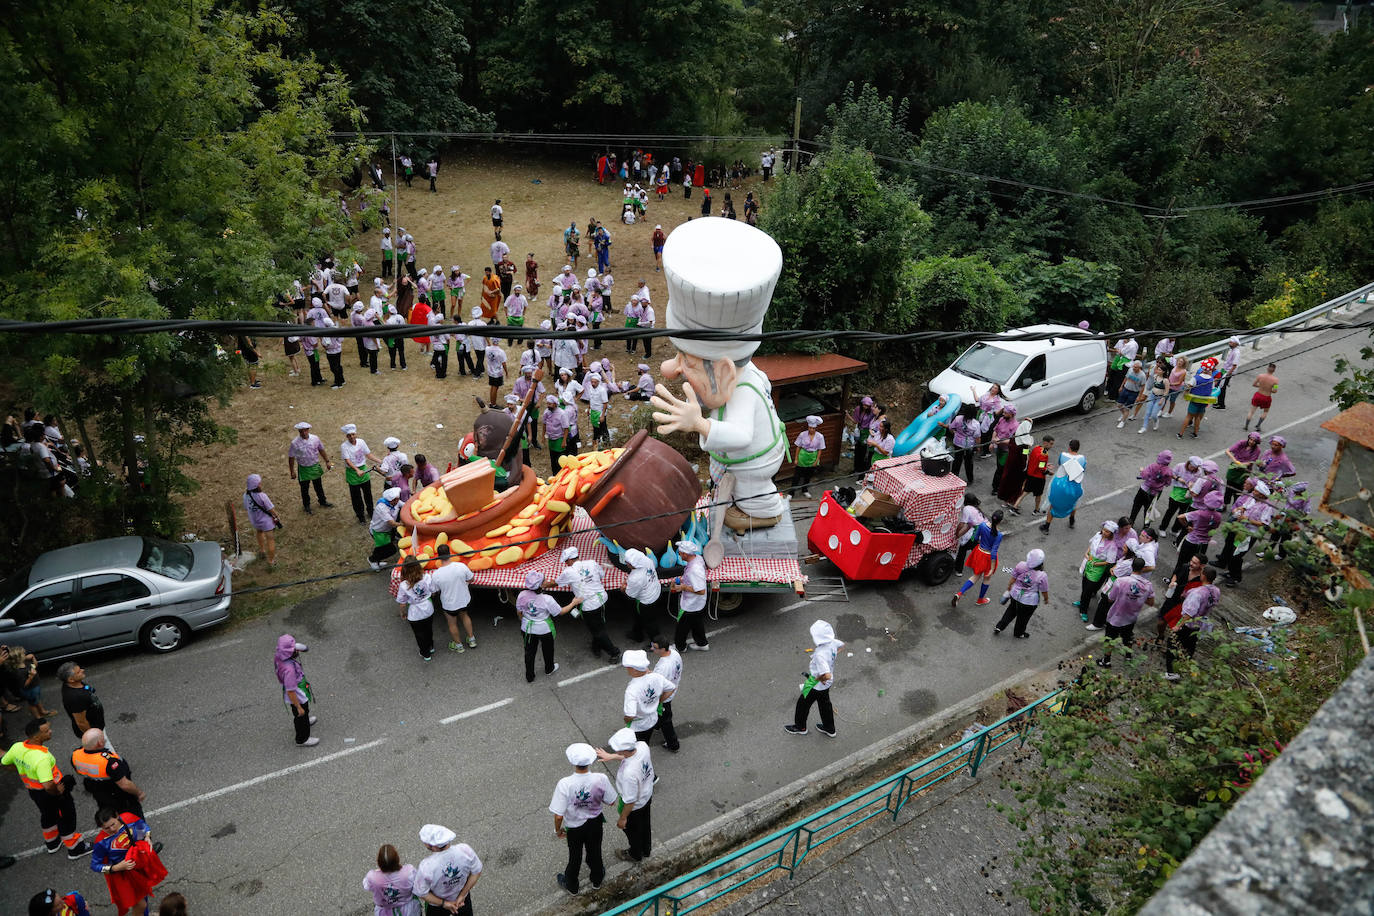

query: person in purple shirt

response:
[851,396,879,473]
[993,549,1049,638]
[561,395,581,456]
[626,363,654,401]
[243,474,282,566]
[1164,565,1219,679]
[942,408,982,485]
[1255,435,1295,482]
[543,394,568,476]
[1174,489,1224,579]
[411,455,440,492]
[513,365,545,449]
[305,297,330,328]
[1159,455,1201,533]
[1264,481,1309,560]
[974,384,1003,458]
[1096,556,1155,668]
[362,843,422,916]
[1217,481,1277,585]
[1223,432,1262,506]
[1130,450,1173,527]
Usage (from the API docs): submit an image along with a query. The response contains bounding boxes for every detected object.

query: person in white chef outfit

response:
[650,218,788,541]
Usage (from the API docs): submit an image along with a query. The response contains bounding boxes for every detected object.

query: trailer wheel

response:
[715,592,745,615]
[917,552,956,586]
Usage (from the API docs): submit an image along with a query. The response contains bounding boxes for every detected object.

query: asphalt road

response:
[1,319,1364,915]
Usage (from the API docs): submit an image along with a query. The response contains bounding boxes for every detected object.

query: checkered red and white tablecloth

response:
[870,457,967,552]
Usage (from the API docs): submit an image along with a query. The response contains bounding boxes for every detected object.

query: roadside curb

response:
[518,640,1098,916]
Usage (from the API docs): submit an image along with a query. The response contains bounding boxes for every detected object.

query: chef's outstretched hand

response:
[652,382,709,438]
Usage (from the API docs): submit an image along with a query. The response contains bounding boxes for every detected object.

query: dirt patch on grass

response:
[184,150,769,609]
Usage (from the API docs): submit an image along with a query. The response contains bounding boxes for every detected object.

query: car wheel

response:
[1077,387,1098,414]
[141,617,188,654]
[715,592,745,616]
[917,552,956,586]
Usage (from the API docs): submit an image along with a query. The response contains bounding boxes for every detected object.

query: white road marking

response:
[705,624,738,639]
[6,738,389,860]
[440,697,514,724]
[1020,405,1337,529]
[558,664,620,687]
[772,598,812,616]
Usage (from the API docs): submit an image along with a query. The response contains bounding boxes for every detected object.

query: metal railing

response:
[601,689,1069,916]
[1176,279,1374,364]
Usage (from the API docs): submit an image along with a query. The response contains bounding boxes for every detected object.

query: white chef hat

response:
[588,268,597,278]
[608,728,638,751]
[294,421,312,430]
[621,649,650,671]
[561,546,579,562]
[504,394,519,405]
[566,743,597,767]
[382,487,402,501]
[419,824,455,847]
[663,217,781,362]
[384,437,401,449]
[341,423,357,434]
[805,415,822,428]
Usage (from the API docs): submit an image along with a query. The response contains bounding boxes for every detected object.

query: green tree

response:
[759,146,931,358]
[274,0,491,133]
[0,0,362,536]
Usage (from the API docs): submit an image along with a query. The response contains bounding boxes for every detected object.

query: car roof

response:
[29,536,145,585]
[974,325,1100,357]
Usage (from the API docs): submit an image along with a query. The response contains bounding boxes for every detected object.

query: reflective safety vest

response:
[71,747,116,782]
[8,741,61,790]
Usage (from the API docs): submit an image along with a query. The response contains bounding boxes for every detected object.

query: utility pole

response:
[791,97,802,174]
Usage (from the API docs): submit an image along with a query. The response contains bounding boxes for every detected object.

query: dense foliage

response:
[0,0,364,540]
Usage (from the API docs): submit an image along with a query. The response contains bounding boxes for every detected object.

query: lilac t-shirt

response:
[1183,508,1221,545]
[363,865,419,914]
[1106,575,1155,627]
[1008,563,1049,605]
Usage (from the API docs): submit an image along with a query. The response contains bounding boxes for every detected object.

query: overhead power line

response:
[2,317,1373,343]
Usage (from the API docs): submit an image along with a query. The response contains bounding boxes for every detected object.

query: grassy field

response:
[184,149,773,613]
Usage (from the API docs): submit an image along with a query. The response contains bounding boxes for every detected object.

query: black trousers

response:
[308,352,324,385]
[455,348,476,376]
[298,476,327,509]
[406,260,418,280]
[623,800,653,860]
[1101,622,1135,664]
[1214,373,1231,408]
[382,258,393,279]
[1164,628,1200,674]
[995,599,1037,637]
[1091,593,1112,629]
[950,447,975,484]
[549,447,564,477]
[471,348,485,378]
[326,350,344,386]
[433,348,448,379]
[389,339,407,369]
[582,609,619,658]
[647,700,679,750]
[1078,573,1103,611]
[29,785,78,843]
[524,631,555,681]
[674,611,707,651]
[369,533,398,564]
[349,479,374,523]
[292,700,311,744]
[1159,497,1189,534]
[1218,533,1250,581]
[627,598,662,642]
[642,335,653,358]
[364,347,378,373]
[562,815,605,892]
[409,615,435,658]
[88,783,145,819]
[853,441,871,473]
[790,466,816,493]
[1128,488,1156,527]
[425,899,472,916]
[793,688,835,732]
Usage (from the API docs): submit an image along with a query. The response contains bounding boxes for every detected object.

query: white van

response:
[928,324,1108,418]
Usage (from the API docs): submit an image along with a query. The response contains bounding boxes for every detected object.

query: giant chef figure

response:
[651,218,788,557]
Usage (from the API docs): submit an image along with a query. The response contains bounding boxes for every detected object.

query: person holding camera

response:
[243,474,282,567]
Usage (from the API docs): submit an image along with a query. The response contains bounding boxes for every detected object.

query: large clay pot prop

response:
[581,429,699,553]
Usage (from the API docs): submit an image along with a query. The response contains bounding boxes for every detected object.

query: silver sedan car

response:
[0,536,233,660]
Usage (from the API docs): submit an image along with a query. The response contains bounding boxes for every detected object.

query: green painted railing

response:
[601,689,1068,916]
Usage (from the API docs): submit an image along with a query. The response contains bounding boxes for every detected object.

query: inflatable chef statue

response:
[650,218,788,565]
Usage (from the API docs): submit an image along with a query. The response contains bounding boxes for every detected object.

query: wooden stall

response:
[751,353,868,476]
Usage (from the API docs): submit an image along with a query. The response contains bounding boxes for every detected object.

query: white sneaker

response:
[547,663,560,675]
[298,737,320,747]
[1153,419,1160,430]
[1116,420,1125,429]
[1164,673,1181,682]
[1137,428,1146,434]
[308,715,318,725]
[1085,624,1103,631]
[687,643,710,651]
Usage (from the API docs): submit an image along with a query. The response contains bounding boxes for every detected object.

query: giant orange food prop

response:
[396,448,626,571]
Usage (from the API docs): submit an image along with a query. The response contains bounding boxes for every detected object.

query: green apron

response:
[297,462,324,483]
